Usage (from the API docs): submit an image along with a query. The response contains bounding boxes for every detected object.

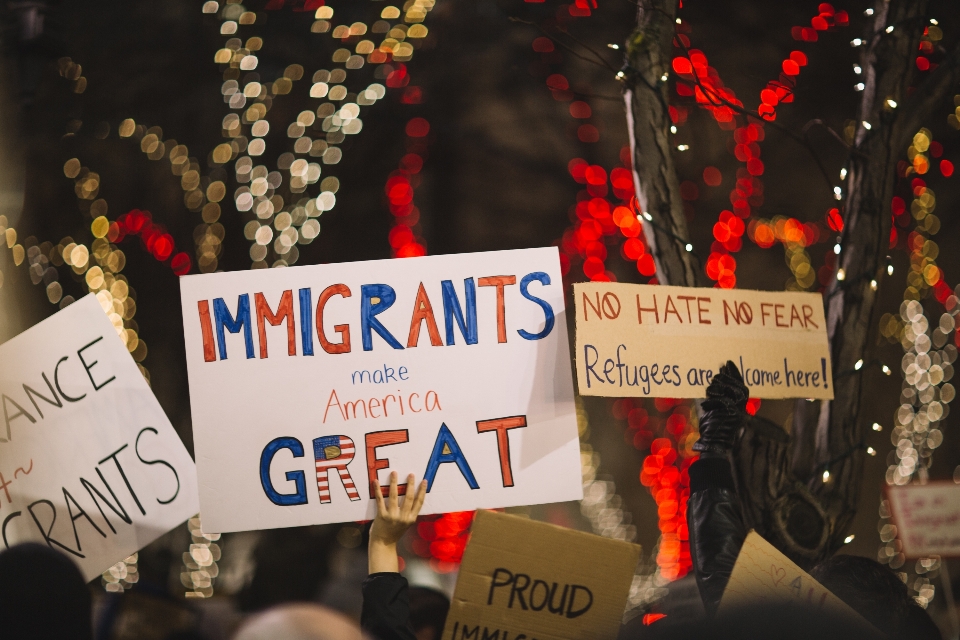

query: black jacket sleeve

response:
[361,572,418,640]
[686,456,747,616]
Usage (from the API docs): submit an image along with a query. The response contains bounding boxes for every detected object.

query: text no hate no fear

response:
[579,288,830,394]
[581,289,820,329]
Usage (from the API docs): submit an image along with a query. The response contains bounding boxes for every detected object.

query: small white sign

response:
[179,248,582,533]
[0,295,199,581]
[888,482,960,558]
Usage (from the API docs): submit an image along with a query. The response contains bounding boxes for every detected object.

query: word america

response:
[196,273,556,361]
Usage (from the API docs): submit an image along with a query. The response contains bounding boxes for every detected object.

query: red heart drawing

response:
[771,565,786,586]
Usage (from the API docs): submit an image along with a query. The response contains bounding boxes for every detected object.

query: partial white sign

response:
[179,248,582,533]
[0,295,199,581]
[888,482,960,558]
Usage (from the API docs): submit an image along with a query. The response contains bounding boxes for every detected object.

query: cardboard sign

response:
[719,531,872,631]
[442,510,641,640]
[0,295,199,581]
[179,248,581,533]
[573,282,833,399]
[887,482,960,558]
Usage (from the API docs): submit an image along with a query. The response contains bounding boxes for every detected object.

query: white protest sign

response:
[574,282,833,399]
[887,482,960,558]
[179,248,581,533]
[0,295,199,581]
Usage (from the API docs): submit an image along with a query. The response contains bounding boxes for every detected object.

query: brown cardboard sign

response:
[442,510,641,640]
[887,482,960,558]
[719,531,874,633]
[573,282,833,399]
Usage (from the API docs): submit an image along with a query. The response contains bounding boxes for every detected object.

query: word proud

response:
[195,272,557,362]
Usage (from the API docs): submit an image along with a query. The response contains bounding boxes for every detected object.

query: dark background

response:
[0,0,957,636]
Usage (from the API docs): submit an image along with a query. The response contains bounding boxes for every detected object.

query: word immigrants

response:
[196,273,557,361]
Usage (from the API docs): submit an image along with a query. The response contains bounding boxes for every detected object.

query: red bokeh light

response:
[405,117,430,137]
[703,166,722,186]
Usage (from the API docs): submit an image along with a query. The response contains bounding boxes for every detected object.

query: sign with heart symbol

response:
[719,531,877,635]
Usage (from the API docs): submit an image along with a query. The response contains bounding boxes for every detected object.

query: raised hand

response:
[694,360,749,456]
[368,471,428,574]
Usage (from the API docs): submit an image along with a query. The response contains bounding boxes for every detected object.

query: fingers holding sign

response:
[369,472,428,574]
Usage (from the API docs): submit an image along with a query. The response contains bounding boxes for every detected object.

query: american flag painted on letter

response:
[313,435,361,503]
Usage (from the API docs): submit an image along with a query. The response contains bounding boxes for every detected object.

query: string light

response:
[211,1,436,270]
[182,515,221,598]
[102,554,139,592]
[875,127,958,609]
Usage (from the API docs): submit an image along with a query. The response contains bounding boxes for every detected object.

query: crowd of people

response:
[0,363,946,639]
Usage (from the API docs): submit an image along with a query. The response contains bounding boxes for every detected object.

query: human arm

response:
[687,361,749,615]
[361,472,428,640]
[368,471,428,574]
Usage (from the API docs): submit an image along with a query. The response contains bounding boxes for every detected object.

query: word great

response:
[259,416,529,506]
[196,272,556,362]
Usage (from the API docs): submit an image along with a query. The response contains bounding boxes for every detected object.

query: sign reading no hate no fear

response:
[574,282,834,400]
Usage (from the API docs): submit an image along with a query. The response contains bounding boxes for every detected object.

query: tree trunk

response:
[623,0,697,288]
[624,0,960,566]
